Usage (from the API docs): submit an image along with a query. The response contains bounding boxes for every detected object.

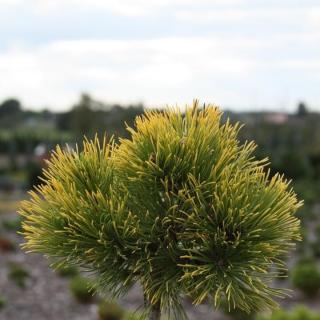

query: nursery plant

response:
[70,276,95,303]
[291,260,320,297]
[256,305,320,320]
[2,216,23,232]
[8,262,29,288]
[0,295,6,310]
[56,264,79,277]
[98,300,125,320]
[20,102,302,320]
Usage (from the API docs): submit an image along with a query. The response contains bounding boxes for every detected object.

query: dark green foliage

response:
[98,300,125,320]
[291,261,320,297]
[56,265,79,277]
[237,108,320,182]
[8,262,29,288]
[2,216,23,232]
[0,98,21,118]
[0,295,6,310]
[309,151,320,179]
[311,223,320,257]
[26,161,43,189]
[295,256,315,265]
[0,129,71,154]
[311,240,320,258]
[57,93,144,140]
[275,151,311,180]
[315,224,320,238]
[20,103,302,319]
[297,102,309,117]
[69,94,98,138]
[293,180,320,208]
[70,276,95,303]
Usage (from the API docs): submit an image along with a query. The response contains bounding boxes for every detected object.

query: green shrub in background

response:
[20,102,302,320]
[2,216,23,232]
[291,261,320,297]
[257,305,320,320]
[292,180,319,208]
[26,161,43,189]
[8,262,29,288]
[70,276,95,303]
[98,300,125,320]
[0,295,6,310]
[56,265,79,277]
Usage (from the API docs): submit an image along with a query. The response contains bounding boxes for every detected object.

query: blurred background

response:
[0,1,320,320]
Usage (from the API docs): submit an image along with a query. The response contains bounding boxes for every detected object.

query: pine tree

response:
[20,102,302,319]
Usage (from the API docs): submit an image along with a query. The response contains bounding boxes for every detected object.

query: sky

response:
[0,0,319,112]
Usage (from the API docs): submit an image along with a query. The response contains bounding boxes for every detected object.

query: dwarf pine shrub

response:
[20,102,301,319]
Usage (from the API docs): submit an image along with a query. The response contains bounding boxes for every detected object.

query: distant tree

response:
[296,102,308,117]
[56,110,72,131]
[275,151,311,180]
[26,161,43,189]
[309,150,320,179]
[57,94,144,140]
[0,98,22,117]
[41,109,52,120]
[69,93,97,138]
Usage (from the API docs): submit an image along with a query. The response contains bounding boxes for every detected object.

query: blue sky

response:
[0,0,319,111]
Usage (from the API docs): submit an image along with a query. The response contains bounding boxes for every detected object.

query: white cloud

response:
[308,7,320,27]
[0,0,319,110]
[0,0,21,5]
[176,7,320,23]
[0,36,319,110]
[0,0,259,17]
[0,37,255,109]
